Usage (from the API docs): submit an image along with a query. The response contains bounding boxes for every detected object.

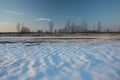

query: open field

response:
[0,34,120,80]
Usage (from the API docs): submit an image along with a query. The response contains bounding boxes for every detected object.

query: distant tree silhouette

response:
[57,20,90,33]
[81,21,84,32]
[20,23,30,33]
[16,22,21,32]
[84,21,88,32]
[67,20,71,33]
[64,23,67,32]
[76,25,81,32]
[71,22,75,33]
[81,21,88,32]
[107,29,110,32]
[21,27,30,33]
[97,21,102,32]
[37,30,43,33]
[54,29,56,33]
[49,21,54,33]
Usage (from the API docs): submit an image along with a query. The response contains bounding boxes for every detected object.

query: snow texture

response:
[0,37,120,80]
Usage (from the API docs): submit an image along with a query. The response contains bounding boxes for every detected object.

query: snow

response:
[0,36,120,80]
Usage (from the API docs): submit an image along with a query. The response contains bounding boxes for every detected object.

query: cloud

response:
[60,15,73,19]
[0,9,52,22]
[0,9,23,15]
[36,18,51,21]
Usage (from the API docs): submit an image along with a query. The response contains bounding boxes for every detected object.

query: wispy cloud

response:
[0,9,52,22]
[60,15,73,19]
[0,9,23,15]
[35,18,51,21]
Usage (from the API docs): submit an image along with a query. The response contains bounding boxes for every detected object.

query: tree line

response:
[16,20,116,34]
[16,22,30,33]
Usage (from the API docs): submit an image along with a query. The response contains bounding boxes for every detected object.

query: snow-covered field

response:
[0,36,120,80]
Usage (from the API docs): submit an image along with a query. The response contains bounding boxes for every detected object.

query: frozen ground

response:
[0,36,120,80]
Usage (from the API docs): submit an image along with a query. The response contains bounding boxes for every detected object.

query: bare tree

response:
[71,22,75,33]
[37,30,43,33]
[49,21,54,33]
[81,21,85,32]
[16,22,21,32]
[81,21,88,32]
[98,21,102,32]
[20,23,30,33]
[84,21,88,32]
[22,23,24,30]
[67,20,70,33]
[64,23,68,32]
[21,27,30,33]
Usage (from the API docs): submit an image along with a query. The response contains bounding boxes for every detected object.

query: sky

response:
[0,0,120,32]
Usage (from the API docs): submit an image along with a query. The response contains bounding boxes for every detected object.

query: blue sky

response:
[0,0,120,32]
